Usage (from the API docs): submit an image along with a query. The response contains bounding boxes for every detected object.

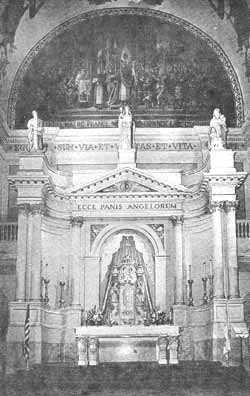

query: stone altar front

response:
[75,325,180,365]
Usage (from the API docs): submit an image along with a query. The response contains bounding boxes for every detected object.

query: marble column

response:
[211,202,225,299]
[16,204,29,301]
[84,257,100,310]
[225,201,239,298]
[155,256,167,311]
[71,217,83,306]
[173,216,184,305]
[30,204,43,301]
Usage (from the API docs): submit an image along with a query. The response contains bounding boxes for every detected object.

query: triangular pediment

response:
[67,167,192,197]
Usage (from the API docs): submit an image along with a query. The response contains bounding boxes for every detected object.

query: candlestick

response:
[202,277,208,305]
[41,263,50,305]
[169,307,173,324]
[187,279,194,306]
[43,278,50,305]
[203,261,206,278]
[59,280,65,308]
[61,266,65,283]
[208,274,214,301]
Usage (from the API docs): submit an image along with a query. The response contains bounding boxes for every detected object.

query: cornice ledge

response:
[202,171,248,188]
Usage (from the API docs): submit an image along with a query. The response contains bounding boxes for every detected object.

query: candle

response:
[45,263,48,280]
[189,265,192,280]
[209,259,213,276]
[203,261,206,278]
[61,266,65,283]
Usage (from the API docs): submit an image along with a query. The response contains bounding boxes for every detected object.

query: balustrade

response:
[0,222,18,241]
[236,220,250,238]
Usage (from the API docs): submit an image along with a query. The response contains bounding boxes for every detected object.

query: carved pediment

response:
[99,181,155,193]
[65,167,192,198]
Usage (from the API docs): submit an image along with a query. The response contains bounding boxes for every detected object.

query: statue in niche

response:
[209,108,228,150]
[27,110,43,151]
[102,235,153,326]
[118,104,134,149]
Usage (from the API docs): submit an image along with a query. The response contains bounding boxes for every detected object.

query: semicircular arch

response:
[91,223,165,257]
[7,7,244,128]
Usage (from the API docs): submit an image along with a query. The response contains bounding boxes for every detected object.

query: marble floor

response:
[1,362,250,396]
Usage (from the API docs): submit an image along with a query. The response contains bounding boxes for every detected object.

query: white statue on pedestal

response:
[209,108,228,150]
[27,110,43,152]
[118,105,134,149]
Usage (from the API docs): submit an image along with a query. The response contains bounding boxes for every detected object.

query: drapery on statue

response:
[209,108,228,150]
[118,104,135,149]
[27,110,43,151]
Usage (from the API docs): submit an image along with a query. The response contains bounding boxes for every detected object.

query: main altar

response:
[75,234,180,365]
[75,325,180,365]
[4,8,249,373]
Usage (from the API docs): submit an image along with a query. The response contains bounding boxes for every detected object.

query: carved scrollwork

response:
[90,224,107,246]
[88,337,99,365]
[17,203,30,215]
[224,200,238,212]
[70,216,84,227]
[148,224,165,247]
[171,215,184,225]
[30,203,45,215]
[209,201,225,213]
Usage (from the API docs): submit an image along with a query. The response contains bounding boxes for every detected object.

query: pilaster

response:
[30,204,43,301]
[172,216,184,305]
[210,201,225,299]
[224,201,239,298]
[16,204,29,301]
[71,216,83,306]
[155,255,167,311]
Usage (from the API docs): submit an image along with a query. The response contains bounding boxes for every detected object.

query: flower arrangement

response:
[86,305,104,326]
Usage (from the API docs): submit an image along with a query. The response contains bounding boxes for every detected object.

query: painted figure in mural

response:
[119,45,136,103]
[75,67,92,104]
[93,49,105,108]
[27,110,43,151]
[118,104,134,149]
[209,108,228,149]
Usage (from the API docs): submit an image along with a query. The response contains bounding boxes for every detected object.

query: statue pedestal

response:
[118,148,136,168]
[210,149,236,173]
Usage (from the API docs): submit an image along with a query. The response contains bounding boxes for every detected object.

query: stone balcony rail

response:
[236,220,250,238]
[0,222,18,241]
[0,220,249,242]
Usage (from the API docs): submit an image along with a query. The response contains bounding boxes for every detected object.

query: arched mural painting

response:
[7,8,243,129]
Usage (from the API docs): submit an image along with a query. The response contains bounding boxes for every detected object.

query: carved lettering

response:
[52,142,198,152]
[76,201,179,212]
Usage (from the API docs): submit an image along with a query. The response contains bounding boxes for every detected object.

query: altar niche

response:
[101,235,153,326]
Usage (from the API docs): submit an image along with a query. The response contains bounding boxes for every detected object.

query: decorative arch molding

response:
[7,7,244,129]
[90,223,165,257]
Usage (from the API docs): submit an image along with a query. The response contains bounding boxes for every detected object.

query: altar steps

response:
[1,362,250,395]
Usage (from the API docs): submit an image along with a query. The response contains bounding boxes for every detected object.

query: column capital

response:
[17,203,30,215]
[209,201,225,213]
[171,215,184,225]
[224,200,238,212]
[30,203,45,215]
[71,216,84,227]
